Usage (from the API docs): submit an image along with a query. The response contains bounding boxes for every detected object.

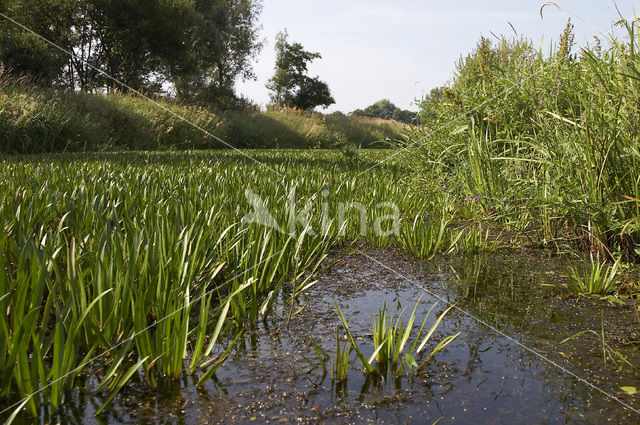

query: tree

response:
[266,30,334,110]
[0,0,264,106]
[0,0,75,85]
[351,99,417,124]
[173,0,264,108]
[0,0,194,91]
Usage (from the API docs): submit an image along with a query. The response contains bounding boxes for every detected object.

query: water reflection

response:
[4,249,639,424]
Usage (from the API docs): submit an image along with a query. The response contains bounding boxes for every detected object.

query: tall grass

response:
[0,72,404,153]
[407,17,640,261]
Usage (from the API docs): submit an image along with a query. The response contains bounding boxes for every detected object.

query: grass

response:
[407,17,640,264]
[334,299,459,379]
[0,72,404,153]
[566,256,621,296]
[0,149,485,421]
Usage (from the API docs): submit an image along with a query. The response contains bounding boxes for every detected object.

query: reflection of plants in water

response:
[454,224,502,254]
[447,254,555,330]
[560,313,634,372]
[332,299,459,382]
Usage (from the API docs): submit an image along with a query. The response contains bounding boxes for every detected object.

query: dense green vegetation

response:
[1,5,640,422]
[0,0,263,108]
[0,72,402,152]
[0,150,494,420]
[351,99,418,124]
[407,18,640,262]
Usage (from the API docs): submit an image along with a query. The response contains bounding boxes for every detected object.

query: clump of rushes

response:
[334,299,459,379]
[397,214,455,259]
[566,256,621,296]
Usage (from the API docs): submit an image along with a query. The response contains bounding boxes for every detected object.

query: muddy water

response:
[19,248,640,424]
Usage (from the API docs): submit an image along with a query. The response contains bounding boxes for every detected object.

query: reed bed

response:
[407,17,640,263]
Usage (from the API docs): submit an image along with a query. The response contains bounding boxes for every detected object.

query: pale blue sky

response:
[235,1,639,113]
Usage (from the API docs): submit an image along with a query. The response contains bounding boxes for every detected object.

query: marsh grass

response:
[408,16,640,261]
[334,299,459,380]
[0,149,478,420]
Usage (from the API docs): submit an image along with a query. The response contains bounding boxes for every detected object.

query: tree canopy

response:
[351,99,417,124]
[0,0,263,108]
[266,30,334,110]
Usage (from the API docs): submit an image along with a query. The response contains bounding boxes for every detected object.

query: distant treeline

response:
[351,99,418,124]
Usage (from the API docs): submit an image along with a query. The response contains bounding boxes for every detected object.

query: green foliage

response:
[566,256,621,296]
[266,30,335,110]
[331,327,352,382]
[351,99,417,124]
[0,0,263,106]
[0,73,403,152]
[408,17,640,260]
[0,148,467,420]
[334,300,459,379]
[173,0,264,107]
[0,32,64,85]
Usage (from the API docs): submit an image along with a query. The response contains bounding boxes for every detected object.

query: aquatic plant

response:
[334,299,459,378]
[566,256,621,296]
[560,313,633,371]
[0,149,449,421]
[331,326,352,382]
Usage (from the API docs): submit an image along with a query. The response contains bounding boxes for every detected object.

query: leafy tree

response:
[266,30,334,110]
[351,99,417,124]
[0,0,194,91]
[0,0,264,106]
[0,32,64,84]
[0,0,75,84]
[173,0,264,108]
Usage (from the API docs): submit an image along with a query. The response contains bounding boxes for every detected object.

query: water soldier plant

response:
[0,150,479,421]
[333,299,460,380]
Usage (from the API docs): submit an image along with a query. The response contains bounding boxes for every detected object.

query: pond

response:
[13,248,640,424]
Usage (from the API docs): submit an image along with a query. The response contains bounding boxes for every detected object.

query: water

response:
[7,248,640,424]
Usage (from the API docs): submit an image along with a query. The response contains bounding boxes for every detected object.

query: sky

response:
[235,0,639,113]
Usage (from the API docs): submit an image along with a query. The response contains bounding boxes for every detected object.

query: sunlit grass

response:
[334,299,459,379]
[0,149,473,420]
[566,256,621,296]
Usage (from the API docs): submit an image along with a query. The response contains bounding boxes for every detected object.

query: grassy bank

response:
[407,18,640,262]
[0,73,403,153]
